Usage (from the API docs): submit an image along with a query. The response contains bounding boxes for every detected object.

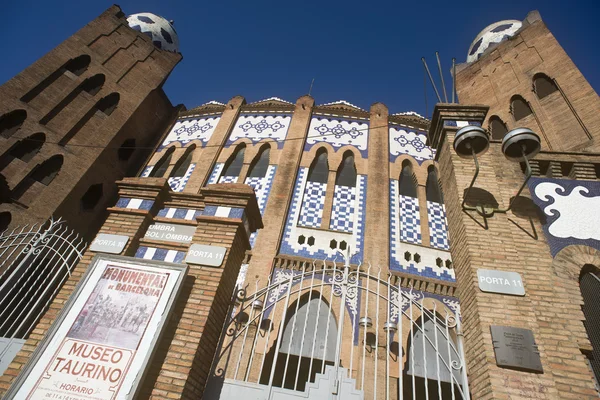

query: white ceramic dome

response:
[467,20,522,63]
[126,13,179,53]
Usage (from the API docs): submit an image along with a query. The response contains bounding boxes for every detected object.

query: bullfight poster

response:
[5,255,187,399]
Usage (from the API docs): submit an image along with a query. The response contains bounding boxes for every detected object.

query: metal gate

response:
[0,218,87,375]
[206,258,470,400]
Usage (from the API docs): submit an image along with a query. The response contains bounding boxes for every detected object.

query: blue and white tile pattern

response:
[427,201,450,250]
[157,207,201,220]
[135,246,186,263]
[160,116,220,149]
[389,126,434,164]
[330,184,356,233]
[306,116,368,157]
[227,114,291,149]
[168,163,196,192]
[115,197,154,210]
[298,181,327,228]
[207,163,224,185]
[399,194,422,244]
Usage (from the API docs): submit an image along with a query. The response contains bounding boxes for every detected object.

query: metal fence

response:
[0,218,86,374]
[207,258,470,400]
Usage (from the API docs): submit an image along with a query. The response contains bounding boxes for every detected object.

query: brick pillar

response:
[185,96,246,192]
[364,102,389,267]
[246,95,314,279]
[428,104,597,399]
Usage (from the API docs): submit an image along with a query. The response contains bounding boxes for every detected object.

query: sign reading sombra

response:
[5,255,187,400]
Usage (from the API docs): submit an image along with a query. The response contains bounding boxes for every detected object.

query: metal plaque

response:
[144,222,195,243]
[89,233,129,254]
[477,269,525,296]
[491,325,543,372]
[185,244,226,267]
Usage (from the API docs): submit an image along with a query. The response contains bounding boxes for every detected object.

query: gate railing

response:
[0,218,86,373]
[210,256,470,399]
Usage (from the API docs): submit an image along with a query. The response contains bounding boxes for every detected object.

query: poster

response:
[5,255,187,400]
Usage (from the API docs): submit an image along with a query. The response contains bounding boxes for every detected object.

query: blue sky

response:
[1,0,597,118]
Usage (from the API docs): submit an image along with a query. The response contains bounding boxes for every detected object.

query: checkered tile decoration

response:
[330,184,356,233]
[298,181,327,228]
[207,163,224,184]
[135,246,186,263]
[157,207,201,220]
[141,166,153,177]
[427,201,449,250]
[245,165,277,248]
[218,175,238,183]
[167,163,196,192]
[399,194,422,244]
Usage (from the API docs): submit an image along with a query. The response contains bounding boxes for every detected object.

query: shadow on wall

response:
[462,187,499,209]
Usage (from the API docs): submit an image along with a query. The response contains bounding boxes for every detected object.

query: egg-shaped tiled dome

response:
[467,20,522,63]
[126,13,179,53]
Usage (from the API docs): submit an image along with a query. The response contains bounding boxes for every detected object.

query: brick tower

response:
[0,5,182,239]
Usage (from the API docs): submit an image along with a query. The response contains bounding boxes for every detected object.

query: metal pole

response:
[452,58,456,104]
[436,52,448,103]
[422,58,442,103]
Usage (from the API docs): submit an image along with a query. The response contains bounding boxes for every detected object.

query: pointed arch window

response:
[149,147,175,178]
[247,146,270,178]
[12,155,63,203]
[308,149,329,184]
[404,314,463,398]
[222,144,246,178]
[489,116,508,140]
[0,110,27,139]
[580,267,600,385]
[510,95,533,121]
[533,74,558,99]
[335,152,357,187]
[96,92,119,116]
[170,145,196,178]
[399,161,417,198]
[260,293,336,391]
[8,133,45,163]
[64,55,91,76]
[426,166,443,204]
[81,74,105,96]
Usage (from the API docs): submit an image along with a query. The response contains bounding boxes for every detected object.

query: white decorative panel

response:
[228,114,291,148]
[160,116,220,149]
[307,117,368,156]
[389,126,434,164]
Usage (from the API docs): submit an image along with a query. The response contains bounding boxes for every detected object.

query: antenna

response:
[308,78,315,96]
[452,58,456,104]
[436,52,448,103]
[421,57,442,103]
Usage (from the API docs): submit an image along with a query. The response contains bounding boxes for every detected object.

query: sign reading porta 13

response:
[5,255,187,400]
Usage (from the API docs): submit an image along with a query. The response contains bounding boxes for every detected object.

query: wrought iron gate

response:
[206,259,470,400]
[0,218,87,374]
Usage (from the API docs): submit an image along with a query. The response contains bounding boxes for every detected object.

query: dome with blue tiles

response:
[467,20,522,63]
[126,13,179,53]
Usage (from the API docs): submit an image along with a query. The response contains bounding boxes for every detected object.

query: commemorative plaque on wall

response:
[490,325,543,373]
[5,254,188,399]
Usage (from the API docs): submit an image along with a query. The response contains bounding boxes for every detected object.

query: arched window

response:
[81,74,105,96]
[260,293,337,391]
[404,314,463,398]
[489,116,508,140]
[510,95,533,121]
[12,155,63,202]
[335,151,357,187]
[81,183,103,210]
[580,266,600,384]
[149,147,175,177]
[308,149,329,184]
[426,166,443,204]
[117,138,135,161]
[64,55,91,76]
[0,211,11,232]
[170,145,196,178]
[0,110,26,139]
[7,133,45,163]
[247,146,270,178]
[222,144,246,178]
[399,160,417,198]
[533,74,558,99]
[96,92,119,116]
